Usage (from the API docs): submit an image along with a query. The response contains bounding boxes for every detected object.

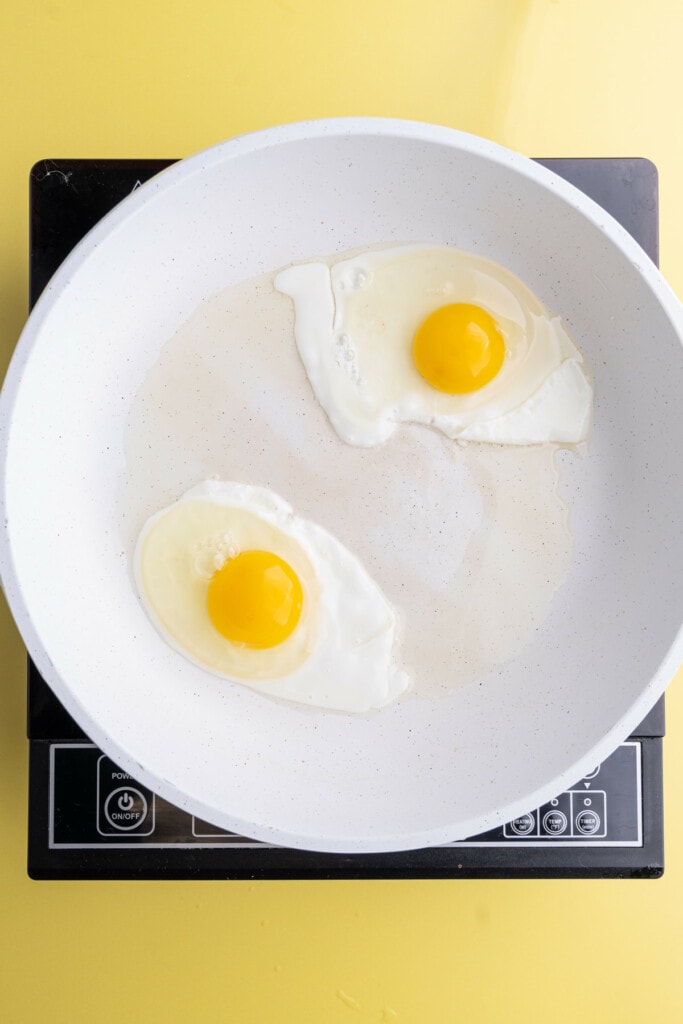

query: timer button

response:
[576,809,601,835]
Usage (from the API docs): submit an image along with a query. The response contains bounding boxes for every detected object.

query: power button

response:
[97,756,155,836]
[104,787,149,831]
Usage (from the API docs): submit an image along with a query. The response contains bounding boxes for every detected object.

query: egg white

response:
[275,244,593,447]
[134,481,409,713]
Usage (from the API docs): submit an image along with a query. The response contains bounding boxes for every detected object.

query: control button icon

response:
[542,810,568,835]
[583,765,601,780]
[104,787,148,831]
[509,813,536,836]
[576,809,601,835]
[97,756,156,837]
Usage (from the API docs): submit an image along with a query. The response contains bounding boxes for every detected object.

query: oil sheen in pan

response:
[121,266,574,702]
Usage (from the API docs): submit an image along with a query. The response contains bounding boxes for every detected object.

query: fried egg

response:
[275,244,593,447]
[134,480,408,713]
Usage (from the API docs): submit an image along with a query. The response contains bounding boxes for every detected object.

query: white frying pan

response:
[1,119,682,853]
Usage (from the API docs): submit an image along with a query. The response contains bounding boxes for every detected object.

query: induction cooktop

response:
[26,156,664,880]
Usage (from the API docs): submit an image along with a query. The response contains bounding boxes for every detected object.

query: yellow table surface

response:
[3,2,683,1020]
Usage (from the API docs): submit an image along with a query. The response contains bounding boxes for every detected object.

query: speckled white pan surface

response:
[2,119,683,852]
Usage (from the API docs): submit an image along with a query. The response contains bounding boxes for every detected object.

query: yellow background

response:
[2,1,683,1020]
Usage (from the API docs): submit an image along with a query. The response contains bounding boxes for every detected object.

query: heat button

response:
[508,813,535,836]
[104,787,149,831]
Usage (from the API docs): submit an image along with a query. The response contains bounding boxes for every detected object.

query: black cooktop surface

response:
[26,156,664,880]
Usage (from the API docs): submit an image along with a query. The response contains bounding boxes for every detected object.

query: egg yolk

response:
[207,549,303,649]
[412,303,505,394]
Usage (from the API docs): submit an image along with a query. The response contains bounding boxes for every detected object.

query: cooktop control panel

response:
[49,740,641,850]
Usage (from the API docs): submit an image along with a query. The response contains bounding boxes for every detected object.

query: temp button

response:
[103,787,149,831]
[542,810,568,835]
